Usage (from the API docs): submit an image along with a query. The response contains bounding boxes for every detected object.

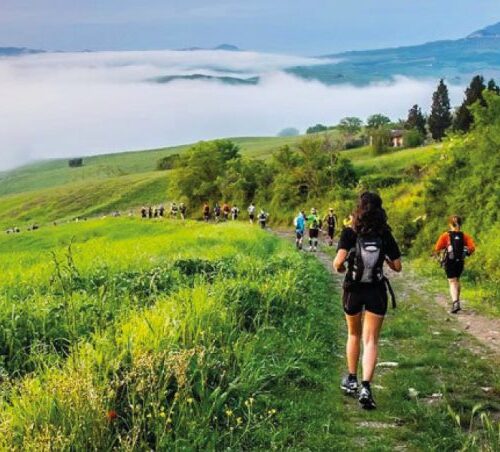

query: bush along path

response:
[274,230,500,451]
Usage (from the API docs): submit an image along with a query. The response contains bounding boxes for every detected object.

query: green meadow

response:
[0,219,497,450]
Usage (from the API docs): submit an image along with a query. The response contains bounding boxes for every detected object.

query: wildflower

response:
[244,397,255,408]
[187,397,194,404]
[166,417,173,424]
[236,417,243,425]
[267,408,277,416]
[106,409,118,422]
[225,409,233,417]
[159,412,166,418]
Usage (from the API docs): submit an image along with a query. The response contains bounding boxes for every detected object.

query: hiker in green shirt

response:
[307,208,321,252]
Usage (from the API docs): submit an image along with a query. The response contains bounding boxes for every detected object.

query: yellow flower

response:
[187,397,194,404]
[225,409,233,417]
[166,417,173,424]
[267,408,277,416]
[236,417,243,425]
[159,412,166,418]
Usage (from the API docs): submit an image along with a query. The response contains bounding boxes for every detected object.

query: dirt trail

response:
[275,230,500,361]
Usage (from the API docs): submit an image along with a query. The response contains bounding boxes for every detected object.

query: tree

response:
[453,75,486,133]
[338,117,363,135]
[370,128,391,155]
[214,139,240,161]
[404,129,425,148]
[487,78,500,95]
[405,104,426,136]
[157,153,180,170]
[169,141,235,205]
[306,124,328,134]
[68,158,83,168]
[367,114,391,129]
[428,79,452,141]
[278,127,300,137]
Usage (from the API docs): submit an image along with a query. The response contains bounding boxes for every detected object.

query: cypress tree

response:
[453,75,486,133]
[487,78,500,95]
[406,104,427,136]
[428,79,452,141]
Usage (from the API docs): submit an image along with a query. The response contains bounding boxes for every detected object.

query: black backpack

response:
[446,231,466,263]
[345,234,397,308]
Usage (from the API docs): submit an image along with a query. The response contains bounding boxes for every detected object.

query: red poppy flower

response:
[107,409,118,422]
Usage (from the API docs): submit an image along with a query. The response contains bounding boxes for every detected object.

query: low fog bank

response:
[0,50,463,171]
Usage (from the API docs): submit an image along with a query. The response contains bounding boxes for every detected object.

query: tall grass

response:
[0,219,338,449]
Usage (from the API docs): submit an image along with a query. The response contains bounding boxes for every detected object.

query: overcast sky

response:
[1,0,499,54]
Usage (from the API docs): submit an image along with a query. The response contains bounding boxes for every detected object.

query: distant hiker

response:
[248,203,256,224]
[170,202,179,218]
[294,210,306,250]
[343,214,353,229]
[153,207,158,218]
[203,203,210,222]
[434,215,475,314]
[179,202,187,220]
[141,206,147,218]
[214,203,221,222]
[148,206,153,219]
[334,192,402,410]
[158,204,165,217]
[306,208,321,252]
[231,205,240,220]
[222,203,230,221]
[324,208,338,246]
[258,210,268,229]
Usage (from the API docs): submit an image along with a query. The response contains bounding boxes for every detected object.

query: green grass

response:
[0,220,497,450]
[0,136,304,198]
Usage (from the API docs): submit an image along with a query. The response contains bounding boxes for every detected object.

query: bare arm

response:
[333,249,348,273]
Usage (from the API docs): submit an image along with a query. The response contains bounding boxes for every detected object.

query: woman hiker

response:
[333,192,402,409]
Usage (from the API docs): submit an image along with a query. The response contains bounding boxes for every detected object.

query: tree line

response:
[301,75,500,153]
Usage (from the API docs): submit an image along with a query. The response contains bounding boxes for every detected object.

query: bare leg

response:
[362,311,384,382]
[345,313,362,375]
[448,278,460,301]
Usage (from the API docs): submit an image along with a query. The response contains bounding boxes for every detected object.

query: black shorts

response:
[445,260,464,279]
[249,214,255,220]
[309,228,319,239]
[342,283,388,316]
[327,226,335,238]
[296,231,304,239]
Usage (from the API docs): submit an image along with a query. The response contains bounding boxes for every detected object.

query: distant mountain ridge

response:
[151,74,259,85]
[467,22,500,39]
[0,47,45,56]
[286,21,500,85]
[178,44,240,52]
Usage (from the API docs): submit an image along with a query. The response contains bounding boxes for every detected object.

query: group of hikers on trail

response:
[294,207,338,251]
[330,191,476,410]
[202,202,269,228]
[141,202,187,220]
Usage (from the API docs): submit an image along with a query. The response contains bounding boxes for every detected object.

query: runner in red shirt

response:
[434,215,476,313]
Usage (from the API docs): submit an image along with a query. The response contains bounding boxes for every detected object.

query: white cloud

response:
[0,50,463,171]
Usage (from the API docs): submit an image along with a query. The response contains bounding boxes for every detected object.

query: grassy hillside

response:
[0,138,442,230]
[0,136,302,198]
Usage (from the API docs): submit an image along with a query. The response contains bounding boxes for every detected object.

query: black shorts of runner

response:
[328,226,335,238]
[342,283,388,316]
[445,260,464,279]
[296,231,304,239]
[309,228,319,238]
[249,214,255,220]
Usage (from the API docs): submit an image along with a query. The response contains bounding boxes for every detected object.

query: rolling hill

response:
[287,22,500,85]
